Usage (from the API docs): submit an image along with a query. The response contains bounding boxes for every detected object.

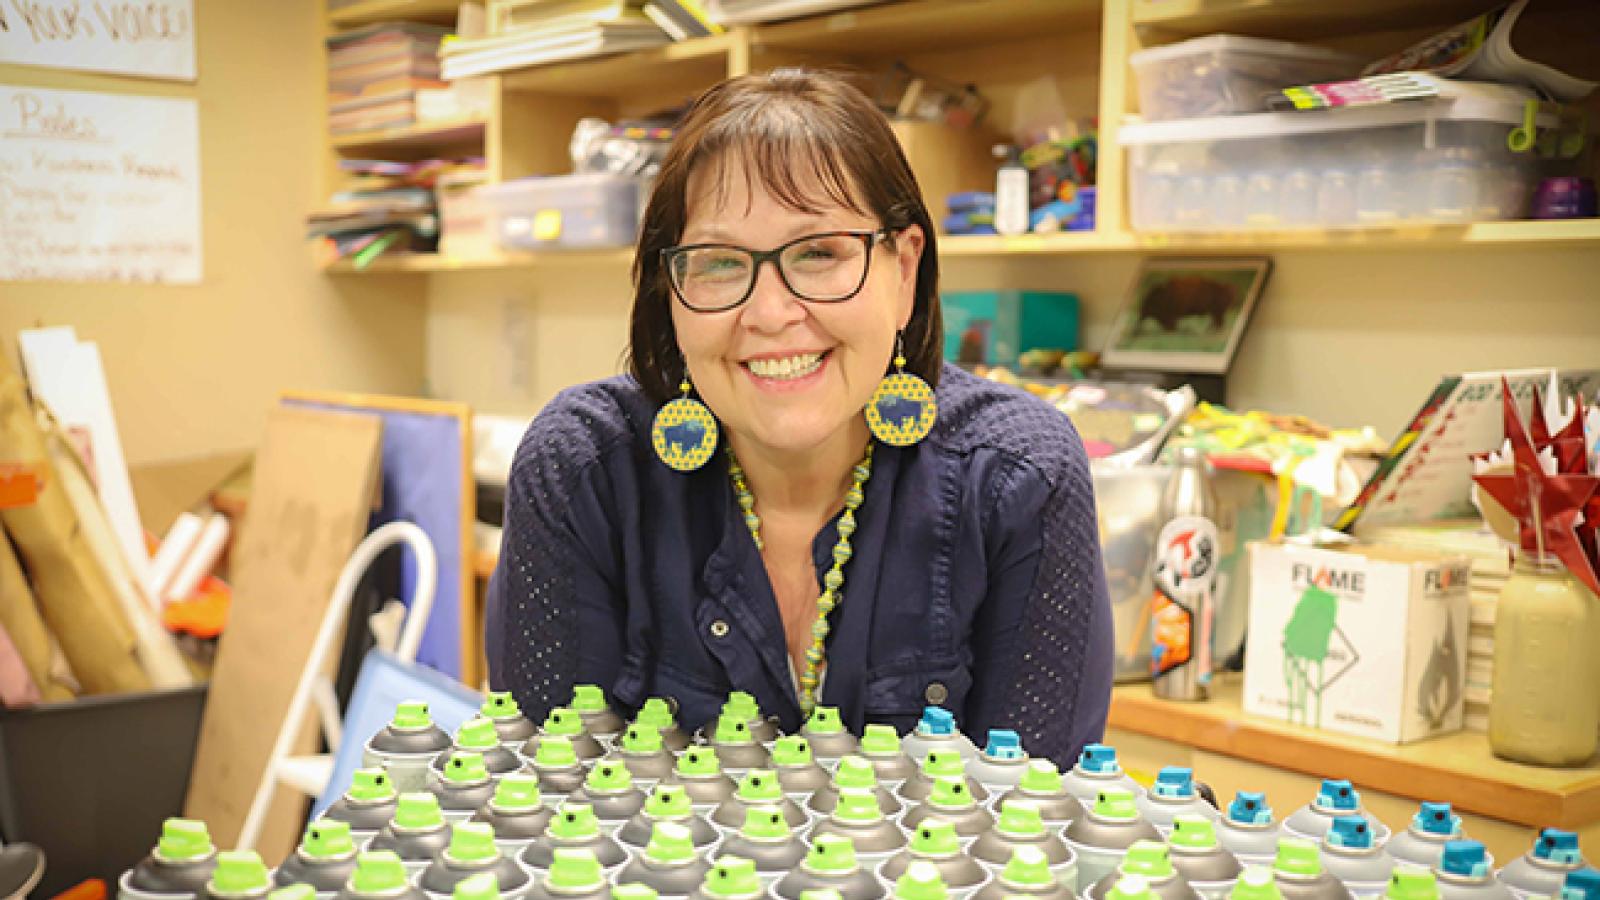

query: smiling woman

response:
[485,68,1114,766]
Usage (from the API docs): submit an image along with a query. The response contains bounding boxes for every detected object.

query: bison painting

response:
[662,420,707,456]
[875,394,924,429]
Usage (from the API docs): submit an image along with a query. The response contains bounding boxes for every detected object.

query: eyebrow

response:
[681,219,871,244]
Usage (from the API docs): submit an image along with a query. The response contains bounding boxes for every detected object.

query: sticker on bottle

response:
[1151,515,1219,677]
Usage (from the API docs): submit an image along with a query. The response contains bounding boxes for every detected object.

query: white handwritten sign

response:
[0,85,201,284]
[0,0,195,81]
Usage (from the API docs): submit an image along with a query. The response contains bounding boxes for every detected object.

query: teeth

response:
[748,352,823,380]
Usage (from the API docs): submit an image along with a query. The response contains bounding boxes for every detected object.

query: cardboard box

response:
[1243,542,1470,744]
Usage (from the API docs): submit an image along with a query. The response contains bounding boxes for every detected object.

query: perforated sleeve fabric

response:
[935,365,1115,767]
[484,379,633,723]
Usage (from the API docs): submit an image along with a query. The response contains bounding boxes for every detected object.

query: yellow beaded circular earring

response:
[651,378,719,472]
[865,332,936,447]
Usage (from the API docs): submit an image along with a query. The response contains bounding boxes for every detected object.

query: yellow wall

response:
[0,0,427,468]
[426,246,1600,439]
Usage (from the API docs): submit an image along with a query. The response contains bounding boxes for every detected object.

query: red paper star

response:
[1472,379,1600,596]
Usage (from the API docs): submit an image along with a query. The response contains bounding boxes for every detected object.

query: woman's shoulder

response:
[928,362,1087,491]
[510,375,652,480]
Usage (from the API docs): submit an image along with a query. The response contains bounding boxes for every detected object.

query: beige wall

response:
[0,0,427,468]
[426,246,1600,440]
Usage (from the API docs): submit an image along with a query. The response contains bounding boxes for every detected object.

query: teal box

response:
[942,290,1080,366]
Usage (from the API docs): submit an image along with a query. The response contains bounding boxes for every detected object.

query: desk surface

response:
[1108,678,1600,829]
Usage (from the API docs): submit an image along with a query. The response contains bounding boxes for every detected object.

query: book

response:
[498,0,648,31]
[661,0,722,34]
[439,19,668,79]
[643,2,694,41]
[703,0,881,26]
[330,77,449,106]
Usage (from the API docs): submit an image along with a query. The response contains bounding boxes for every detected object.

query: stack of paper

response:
[308,158,486,267]
[445,0,668,79]
[703,0,888,26]
[327,23,449,135]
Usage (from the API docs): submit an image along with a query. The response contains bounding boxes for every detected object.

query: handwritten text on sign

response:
[0,85,201,284]
[0,1,195,81]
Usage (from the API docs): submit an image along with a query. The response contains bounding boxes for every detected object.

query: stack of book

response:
[442,0,669,79]
[703,0,886,26]
[308,158,486,268]
[1360,520,1511,733]
[327,23,450,135]
[641,0,722,41]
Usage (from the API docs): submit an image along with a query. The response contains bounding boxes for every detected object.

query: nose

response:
[739,257,807,333]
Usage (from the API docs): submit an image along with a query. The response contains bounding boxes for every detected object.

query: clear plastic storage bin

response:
[1120,85,1553,232]
[481,172,641,250]
[1130,35,1360,122]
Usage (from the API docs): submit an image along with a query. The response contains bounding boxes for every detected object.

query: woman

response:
[486,69,1113,765]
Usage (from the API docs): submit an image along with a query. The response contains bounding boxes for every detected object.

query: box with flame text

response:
[1243,542,1471,744]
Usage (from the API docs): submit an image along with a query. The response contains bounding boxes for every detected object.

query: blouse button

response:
[925,682,949,704]
[710,620,730,638]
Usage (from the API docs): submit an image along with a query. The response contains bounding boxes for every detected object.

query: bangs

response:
[688,100,869,224]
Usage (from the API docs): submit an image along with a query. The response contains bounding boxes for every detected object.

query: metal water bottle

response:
[1151,447,1220,701]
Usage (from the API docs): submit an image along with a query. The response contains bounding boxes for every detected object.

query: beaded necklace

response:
[726,443,874,715]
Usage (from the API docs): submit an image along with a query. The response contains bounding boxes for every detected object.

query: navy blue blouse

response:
[486,362,1115,767]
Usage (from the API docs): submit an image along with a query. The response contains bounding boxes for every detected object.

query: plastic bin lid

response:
[1118,81,1550,146]
[1130,33,1360,67]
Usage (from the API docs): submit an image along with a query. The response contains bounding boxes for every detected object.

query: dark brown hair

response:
[628,68,942,403]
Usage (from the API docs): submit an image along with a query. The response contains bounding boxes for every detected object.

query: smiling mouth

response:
[742,350,831,381]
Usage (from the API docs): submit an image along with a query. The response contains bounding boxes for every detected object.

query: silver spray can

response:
[1435,841,1512,900]
[1318,817,1394,898]
[1150,447,1219,702]
[1495,829,1588,900]
[1271,838,1353,900]
[1387,805,1467,873]
[1216,793,1283,870]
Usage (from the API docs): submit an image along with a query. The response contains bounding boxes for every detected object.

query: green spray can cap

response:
[156,818,215,862]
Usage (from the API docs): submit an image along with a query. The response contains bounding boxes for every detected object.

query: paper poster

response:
[0,85,202,284]
[0,0,195,81]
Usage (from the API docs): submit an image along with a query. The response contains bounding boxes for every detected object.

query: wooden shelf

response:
[322,247,634,273]
[500,32,737,97]
[1129,0,1505,39]
[752,0,1101,57]
[328,0,461,29]
[331,118,487,154]
[475,548,498,579]
[1120,218,1600,252]
[1109,678,1600,830]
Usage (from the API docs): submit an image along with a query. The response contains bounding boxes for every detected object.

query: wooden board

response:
[183,405,383,860]
[1108,677,1600,830]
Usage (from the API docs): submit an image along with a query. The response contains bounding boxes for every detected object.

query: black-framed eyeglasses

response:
[661,228,891,313]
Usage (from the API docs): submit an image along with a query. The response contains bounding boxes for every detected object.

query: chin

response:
[746,412,855,455]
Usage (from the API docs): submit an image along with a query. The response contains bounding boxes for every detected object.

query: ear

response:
[892,224,925,330]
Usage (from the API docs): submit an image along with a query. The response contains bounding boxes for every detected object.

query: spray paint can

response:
[801,707,861,764]
[119,818,219,900]
[710,714,774,773]
[1496,829,1589,899]
[809,756,902,818]
[713,770,810,831]
[526,736,590,800]
[772,834,888,900]
[692,857,774,900]
[715,807,810,889]
[1229,867,1282,900]
[1064,790,1163,891]
[481,692,537,747]
[891,861,953,900]
[1283,782,1390,846]
[1138,768,1219,836]
[432,718,523,779]
[369,793,453,878]
[573,759,647,832]
[364,702,454,794]
[663,747,738,811]
[771,736,833,798]
[636,698,695,752]
[203,852,272,900]
[899,750,989,805]
[858,725,918,788]
[968,799,1075,884]
[699,693,781,746]
[995,761,1083,826]
[332,851,428,900]
[1086,841,1200,900]
[1150,447,1219,702]
[1555,870,1600,900]
[900,708,979,763]
[1062,746,1145,805]
[471,774,553,853]
[429,753,496,823]
[1168,815,1243,900]
[1387,806,1467,873]
[520,802,629,875]
[901,777,996,841]
[528,709,607,762]
[418,822,530,899]
[1319,817,1395,898]
[615,821,714,898]
[524,848,612,900]
[1216,794,1283,869]
[808,788,908,871]
[618,785,721,852]
[971,845,1073,900]
[1270,839,1353,900]
[569,684,627,741]
[606,723,677,783]
[272,819,359,894]
[323,770,400,840]
[1434,841,1512,900]
[967,731,1030,791]
[880,819,989,899]
[1384,870,1441,900]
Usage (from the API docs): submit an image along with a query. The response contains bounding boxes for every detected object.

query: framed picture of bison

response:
[1102,257,1272,375]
